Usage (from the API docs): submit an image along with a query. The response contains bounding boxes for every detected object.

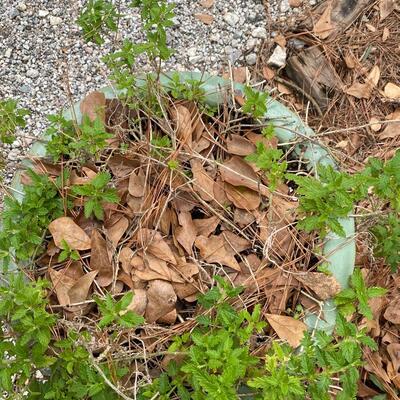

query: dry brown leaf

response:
[105,214,129,248]
[127,288,147,315]
[90,230,113,287]
[128,169,146,197]
[382,27,390,42]
[224,183,260,210]
[365,23,376,32]
[137,228,176,265]
[193,216,219,237]
[49,217,91,251]
[158,309,177,324]
[313,2,334,39]
[222,231,251,252]
[384,298,400,324]
[296,272,341,300]
[64,262,84,280]
[384,82,400,99]
[107,155,140,178]
[277,83,292,95]
[369,117,382,132]
[246,131,278,148]
[49,269,76,306]
[195,234,241,271]
[226,135,256,156]
[262,66,275,80]
[191,159,215,201]
[145,280,177,323]
[380,0,395,20]
[387,344,400,373]
[345,66,380,99]
[344,52,357,69]
[231,67,247,83]
[173,281,199,299]
[80,91,106,122]
[220,156,269,196]
[289,0,303,7]
[70,167,97,185]
[273,34,286,48]
[119,247,134,274]
[199,0,214,7]
[175,211,196,255]
[68,271,98,304]
[266,314,307,348]
[234,208,255,227]
[379,109,400,139]
[171,105,193,148]
[194,13,214,24]
[138,253,184,283]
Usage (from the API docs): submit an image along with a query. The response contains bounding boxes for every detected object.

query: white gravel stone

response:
[38,9,49,17]
[223,12,240,26]
[49,16,62,26]
[17,2,27,12]
[26,68,39,78]
[267,45,287,68]
[245,53,257,65]
[280,0,291,12]
[252,27,268,39]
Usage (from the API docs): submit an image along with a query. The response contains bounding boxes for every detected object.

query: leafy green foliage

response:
[0,276,56,393]
[246,142,287,191]
[168,73,206,103]
[45,114,112,162]
[95,292,144,328]
[58,239,80,262]
[242,86,268,118]
[29,330,125,400]
[247,313,377,400]
[287,165,369,237]
[0,169,64,265]
[261,123,275,139]
[371,213,400,271]
[335,268,387,319]
[71,171,119,220]
[77,0,120,45]
[0,98,29,144]
[140,278,266,399]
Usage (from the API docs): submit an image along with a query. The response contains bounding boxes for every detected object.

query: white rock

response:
[17,2,27,11]
[223,12,240,26]
[246,38,259,51]
[189,55,203,64]
[49,16,62,26]
[26,68,39,78]
[187,47,197,57]
[252,27,268,39]
[280,0,290,12]
[7,149,20,161]
[38,9,49,17]
[5,48,12,58]
[210,33,220,43]
[245,53,257,65]
[267,46,287,68]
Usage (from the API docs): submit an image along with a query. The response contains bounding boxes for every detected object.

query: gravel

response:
[0,0,307,190]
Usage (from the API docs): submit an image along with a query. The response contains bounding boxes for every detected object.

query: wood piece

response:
[285,46,341,110]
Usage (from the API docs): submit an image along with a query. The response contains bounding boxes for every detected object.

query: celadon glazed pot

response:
[7,72,355,333]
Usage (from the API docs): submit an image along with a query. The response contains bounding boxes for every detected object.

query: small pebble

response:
[49,16,62,26]
[252,27,268,39]
[38,9,49,17]
[245,53,257,65]
[267,45,287,68]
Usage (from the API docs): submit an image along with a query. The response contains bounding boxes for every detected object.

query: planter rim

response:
[5,71,355,333]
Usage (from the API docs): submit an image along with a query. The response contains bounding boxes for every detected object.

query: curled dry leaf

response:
[175,211,197,255]
[220,156,269,196]
[295,272,341,300]
[128,169,146,197]
[382,27,390,42]
[90,230,113,287]
[384,82,400,99]
[222,231,251,253]
[158,309,177,324]
[266,314,307,348]
[173,281,199,300]
[379,0,396,20]
[137,253,184,283]
[213,177,231,206]
[194,13,214,25]
[107,155,140,178]
[119,246,134,274]
[171,105,193,148]
[262,66,275,80]
[68,271,98,305]
[313,2,334,39]
[137,228,176,265]
[369,117,382,132]
[345,66,380,99]
[118,271,134,289]
[49,268,75,306]
[193,215,220,237]
[191,159,215,202]
[145,280,177,323]
[105,214,129,248]
[384,298,400,324]
[195,234,241,271]
[226,134,256,156]
[127,288,147,316]
[49,217,91,251]
[387,343,400,373]
[80,91,106,122]
[224,182,260,210]
[379,109,400,139]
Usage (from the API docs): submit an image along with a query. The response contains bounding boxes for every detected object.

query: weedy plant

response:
[0,0,396,398]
